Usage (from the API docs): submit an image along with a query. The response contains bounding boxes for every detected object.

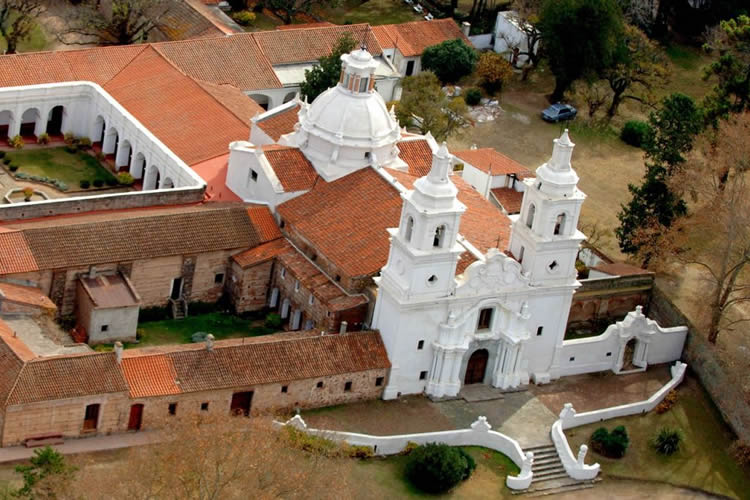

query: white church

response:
[226,46,688,400]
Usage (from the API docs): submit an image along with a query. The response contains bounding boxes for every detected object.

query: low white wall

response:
[274,415,533,490]
[469,34,494,50]
[550,361,687,481]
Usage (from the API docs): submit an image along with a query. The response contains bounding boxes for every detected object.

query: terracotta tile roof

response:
[191,153,244,202]
[79,273,140,308]
[253,24,382,65]
[121,354,181,398]
[256,104,300,141]
[0,282,55,311]
[246,206,282,242]
[232,238,292,268]
[0,231,38,275]
[277,22,335,30]
[278,167,403,278]
[490,187,524,214]
[262,145,318,192]
[19,205,261,270]
[153,0,225,41]
[196,79,265,124]
[590,262,653,277]
[453,148,532,177]
[103,46,250,166]
[372,19,468,57]
[63,45,148,84]
[7,352,128,406]
[153,34,282,90]
[398,139,434,177]
[0,321,30,407]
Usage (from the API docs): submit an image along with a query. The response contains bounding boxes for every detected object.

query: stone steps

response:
[514,444,600,496]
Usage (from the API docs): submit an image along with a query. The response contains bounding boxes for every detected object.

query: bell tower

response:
[509,130,585,287]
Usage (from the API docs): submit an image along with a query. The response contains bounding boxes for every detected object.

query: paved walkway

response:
[2,317,91,357]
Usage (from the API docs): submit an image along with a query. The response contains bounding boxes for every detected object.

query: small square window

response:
[317,381,324,389]
[375,376,384,387]
[214,273,224,285]
[417,340,424,350]
[477,308,493,330]
[250,169,258,181]
[168,403,177,415]
[279,219,286,228]
[419,371,427,380]
[201,402,209,411]
[101,324,109,332]
[335,275,341,282]
[606,352,612,357]
[344,381,352,392]
[536,326,543,336]
[281,385,288,393]
[569,357,575,362]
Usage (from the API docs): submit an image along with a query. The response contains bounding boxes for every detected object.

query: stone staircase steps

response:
[512,443,600,496]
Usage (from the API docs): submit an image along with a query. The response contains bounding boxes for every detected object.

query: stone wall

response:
[649,286,750,442]
[229,260,274,314]
[568,274,654,331]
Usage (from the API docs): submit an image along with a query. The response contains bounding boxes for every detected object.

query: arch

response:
[291,310,302,330]
[160,177,174,189]
[464,349,489,385]
[249,94,270,111]
[130,152,146,179]
[282,91,297,104]
[404,216,414,242]
[20,108,40,137]
[46,105,65,136]
[116,139,132,170]
[103,127,119,156]
[526,204,536,229]
[93,115,106,143]
[433,224,446,248]
[554,213,566,236]
[622,338,637,371]
[269,288,279,308]
[143,165,161,190]
[0,110,13,140]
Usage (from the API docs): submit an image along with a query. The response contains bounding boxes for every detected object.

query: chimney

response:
[88,266,97,279]
[461,22,471,37]
[206,334,215,351]
[114,341,123,364]
[339,321,348,334]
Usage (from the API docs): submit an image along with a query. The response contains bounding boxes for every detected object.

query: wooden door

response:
[464,349,489,385]
[83,403,100,431]
[230,391,253,416]
[128,404,144,431]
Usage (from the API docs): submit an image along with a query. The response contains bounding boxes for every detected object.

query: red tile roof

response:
[256,104,300,141]
[0,282,56,311]
[0,230,38,274]
[0,321,31,408]
[79,273,140,309]
[246,206,282,242]
[590,262,653,277]
[372,19,469,57]
[190,153,244,202]
[122,354,181,398]
[0,319,36,362]
[263,145,319,192]
[490,187,524,214]
[398,139,434,177]
[277,22,335,30]
[196,79,265,124]
[453,148,532,177]
[232,238,292,268]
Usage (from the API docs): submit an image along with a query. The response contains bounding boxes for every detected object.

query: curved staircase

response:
[515,444,598,496]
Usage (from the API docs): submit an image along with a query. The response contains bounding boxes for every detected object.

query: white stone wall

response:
[87,306,139,344]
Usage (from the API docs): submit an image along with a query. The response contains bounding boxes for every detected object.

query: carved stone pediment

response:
[456,248,530,297]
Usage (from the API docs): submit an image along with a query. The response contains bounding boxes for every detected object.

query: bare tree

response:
[57,0,177,46]
[265,0,337,25]
[665,114,750,344]
[0,0,44,54]
[508,0,543,73]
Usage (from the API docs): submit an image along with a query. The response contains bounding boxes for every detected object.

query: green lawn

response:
[564,378,750,499]
[0,16,47,53]
[6,147,117,190]
[318,0,423,26]
[351,446,520,499]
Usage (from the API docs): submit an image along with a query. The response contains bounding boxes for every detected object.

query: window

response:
[359,77,369,92]
[317,381,324,389]
[308,295,314,305]
[554,213,566,236]
[548,260,559,271]
[404,216,414,242]
[281,385,288,393]
[279,219,285,229]
[281,267,286,279]
[537,326,543,336]
[569,357,575,362]
[250,169,258,182]
[606,352,612,357]
[83,403,100,431]
[101,324,109,332]
[311,253,317,261]
[427,275,438,285]
[201,402,209,411]
[526,204,536,229]
[168,403,177,416]
[518,246,525,264]
[417,340,424,350]
[335,275,341,282]
[342,73,350,88]
[344,381,352,392]
[477,308,493,330]
[405,60,415,76]
[214,273,224,285]
[419,371,427,380]
[375,377,384,387]
[294,280,300,292]
[433,225,446,248]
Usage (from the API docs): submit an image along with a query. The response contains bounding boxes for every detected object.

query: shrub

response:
[421,39,478,83]
[63,132,76,145]
[652,427,682,456]
[9,135,24,149]
[0,150,6,158]
[264,312,282,330]
[55,181,68,191]
[590,426,629,458]
[79,180,91,189]
[2,157,9,165]
[117,172,135,186]
[138,306,170,323]
[95,151,105,161]
[730,441,750,467]
[655,390,678,414]
[105,176,119,187]
[231,10,256,26]
[93,179,104,188]
[22,187,34,200]
[283,426,344,458]
[64,145,78,154]
[476,51,514,93]
[347,445,375,459]
[9,164,18,172]
[77,136,92,149]
[36,132,50,145]
[405,443,476,493]
[464,88,482,105]
[620,120,651,148]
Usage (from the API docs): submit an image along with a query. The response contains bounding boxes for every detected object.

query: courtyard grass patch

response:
[6,147,117,190]
[564,378,750,499]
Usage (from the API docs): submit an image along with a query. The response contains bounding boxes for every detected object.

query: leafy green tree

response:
[395,71,470,141]
[421,39,478,84]
[642,93,703,176]
[299,33,356,102]
[0,0,45,54]
[702,15,750,125]
[539,0,625,102]
[14,446,77,499]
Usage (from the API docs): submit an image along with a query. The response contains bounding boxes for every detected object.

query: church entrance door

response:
[464,349,489,385]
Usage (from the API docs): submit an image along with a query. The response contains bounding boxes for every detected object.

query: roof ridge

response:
[96,44,151,87]
[27,350,116,363]
[4,361,26,408]
[0,41,147,61]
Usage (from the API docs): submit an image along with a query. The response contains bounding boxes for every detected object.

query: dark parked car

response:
[541,103,577,122]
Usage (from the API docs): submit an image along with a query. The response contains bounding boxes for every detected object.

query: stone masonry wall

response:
[229,260,274,314]
[568,274,654,330]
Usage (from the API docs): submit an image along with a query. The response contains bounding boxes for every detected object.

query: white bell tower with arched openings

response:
[509,130,586,287]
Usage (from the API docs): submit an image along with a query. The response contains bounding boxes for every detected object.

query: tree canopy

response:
[299,33,357,102]
[539,0,625,102]
[14,446,77,499]
[421,39,478,84]
[476,51,514,93]
[0,0,44,54]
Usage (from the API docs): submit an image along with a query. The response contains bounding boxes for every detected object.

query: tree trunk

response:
[550,77,568,103]
[708,310,721,344]
[449,0,458,17]
[607,91,623,117]
[5,35,16,54]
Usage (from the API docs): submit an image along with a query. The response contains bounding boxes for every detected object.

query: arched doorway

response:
[20,108,40,137]
[622,338,637,371]
[93,116,106,144]
[128,404,144,431]
[464,349,489,385]
[160,177,174,189]
[0,110,13,140]
[283,91,297,104]
[47,105,65,136]
[116,140,132,170]
[131,152,146,179]
[143,165,161,190]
